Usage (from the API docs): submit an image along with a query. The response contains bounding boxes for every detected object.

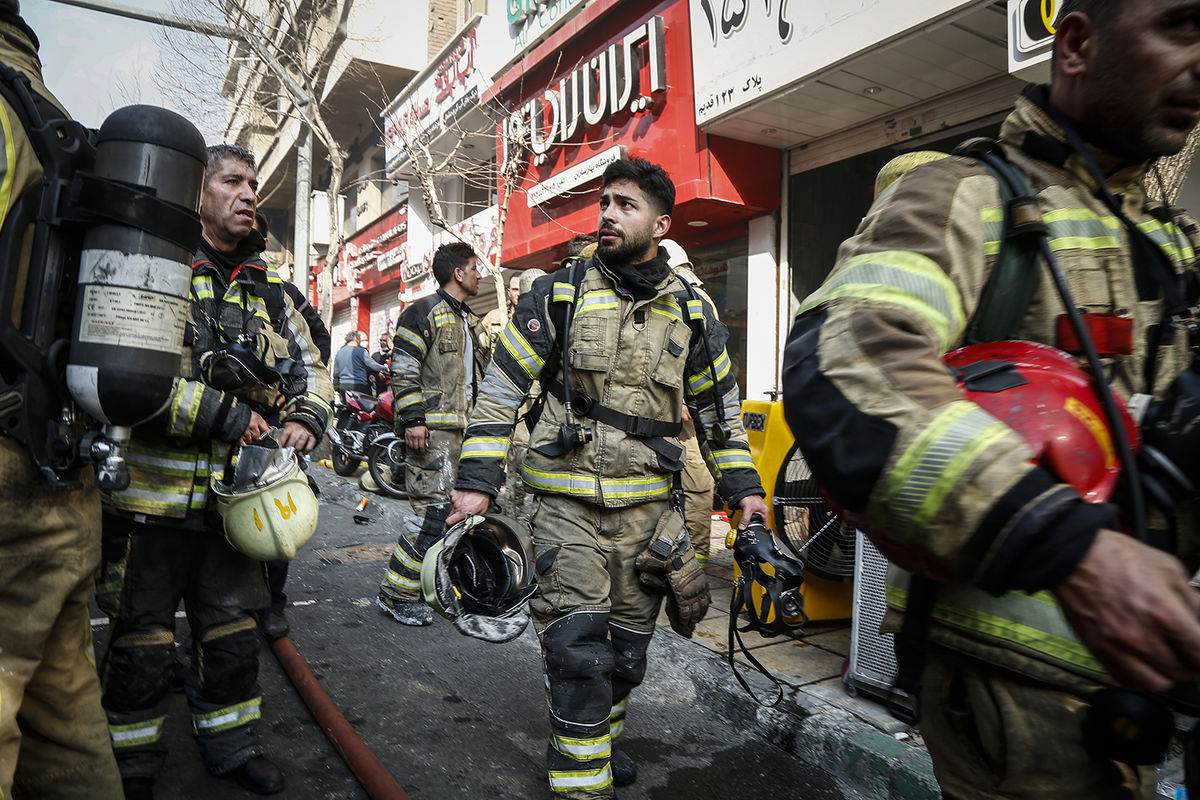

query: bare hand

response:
[736,495,770,529]
[406,424,430,455]
[1053,528,1200,692]
[445,488,492,529]
[278,420,317,454]
[240,410,271,445]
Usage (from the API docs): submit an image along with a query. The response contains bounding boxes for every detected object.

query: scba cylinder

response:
[66,105,207,428]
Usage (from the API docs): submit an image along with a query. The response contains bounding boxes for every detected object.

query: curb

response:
[651,629,940,800]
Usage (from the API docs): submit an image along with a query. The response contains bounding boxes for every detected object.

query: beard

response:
[596,227,654,264]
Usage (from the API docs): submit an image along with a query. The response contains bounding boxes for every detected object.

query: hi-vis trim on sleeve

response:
[649,297,684,323]
[432,309,457,328]
[981,207,1004,257]
[886,583,1103,673]
[552,282,577,303]
[798,250,966,350]
[191,697,262,734]
[191,275,216,301]
[0,103,14,220]
[477,367,524,412]
[394,389,423,410]
[1140,218,1197,263]
[705,448,756,472]
[168,381,206,438]
[1044,209,1121,252]
[548,764,612,793]
[684,298,704,320]
[395,326,427,356]
[577,290,619,313]
[688,348,731,394]
[501,324,545,378]
[878,401,1010,541]
[460,437,511,460]
[552,732,611,760]
[426,412,458,425]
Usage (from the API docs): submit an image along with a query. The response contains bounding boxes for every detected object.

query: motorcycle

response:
[327,389,399,481]
[366,431,408,499]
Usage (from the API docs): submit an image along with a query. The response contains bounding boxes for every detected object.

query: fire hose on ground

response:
[270,635,411,800]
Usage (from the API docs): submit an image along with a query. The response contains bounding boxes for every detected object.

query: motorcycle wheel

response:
[330,417,362,476]
[368,437,408,499]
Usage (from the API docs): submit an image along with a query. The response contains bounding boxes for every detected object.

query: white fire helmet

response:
[211,441,318,561]
[421,513,537,644]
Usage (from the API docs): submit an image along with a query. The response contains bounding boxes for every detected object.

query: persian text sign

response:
[527,145,626,207]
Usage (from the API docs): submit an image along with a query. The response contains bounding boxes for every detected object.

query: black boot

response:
[229,755,285,795]
[611,749,637,786]
[122,777,155,800]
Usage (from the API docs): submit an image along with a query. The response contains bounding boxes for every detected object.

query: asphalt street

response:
[92,456,865,800]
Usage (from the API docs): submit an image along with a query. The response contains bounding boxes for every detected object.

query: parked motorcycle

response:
[366,432,408,499]
[327,389,397,477]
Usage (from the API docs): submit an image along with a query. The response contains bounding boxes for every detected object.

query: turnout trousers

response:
[99,514,270,780]
[921,644,1158,800]
[529,494,666,800]
[0,439,123,799]
[379,429,462,602]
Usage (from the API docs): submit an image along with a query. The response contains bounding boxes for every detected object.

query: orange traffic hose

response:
[271,636,411,800]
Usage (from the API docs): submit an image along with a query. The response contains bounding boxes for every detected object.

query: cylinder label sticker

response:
[78,285,188,353]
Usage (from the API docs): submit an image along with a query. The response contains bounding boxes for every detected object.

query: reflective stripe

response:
[684,298,704,321]
[799,250,966,350]
[392,351,421,374]
[609,695,627,740]
[192,698,262,734]
[551,282,577,303]
[125,449,196,474]
[577,289,618,313]
[390,540,422,574]
[501,324,545,378]
[520,466,672,499]
[432,309,457,328]
[707,448,755,472]
[0,103,14,218]
[1140,218,1197,263]
[887,580,1102,673]
[688,348,731,394]
[109,716,166,748]
[426,412,459,425]
[394,390,423,410]
[477,368,524,412]
[395,326,427,356]
[461,437,511,460]
[878,402,1010,540]
[980,207,1004,257]
[385,569,420,590]
[169,380,206,438]
[191,275,216,301]
[552,732,611,760]
[649,297,684,323]
[548,764,612,793]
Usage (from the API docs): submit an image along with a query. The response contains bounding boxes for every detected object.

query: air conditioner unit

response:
[847,529,898,700]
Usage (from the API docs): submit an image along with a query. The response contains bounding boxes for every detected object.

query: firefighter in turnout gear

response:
[0,4,125,796]
[782,1,1200,797]
[376,242,490,627]
[99,145,332,799]
[447,158,768,799]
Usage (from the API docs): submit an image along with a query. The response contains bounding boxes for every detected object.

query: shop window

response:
[688,236,749,396]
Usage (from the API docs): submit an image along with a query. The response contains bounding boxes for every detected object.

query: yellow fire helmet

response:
[873,150,950,199]
[211,438,318,561]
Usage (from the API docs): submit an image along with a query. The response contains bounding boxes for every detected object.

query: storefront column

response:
[745,213,780,401]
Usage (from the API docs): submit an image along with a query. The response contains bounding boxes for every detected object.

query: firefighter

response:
[447,157,768,798]
[782,1,1200,796]
[99,144,333,799]
[0,4,124,797]
[376,242,490,626]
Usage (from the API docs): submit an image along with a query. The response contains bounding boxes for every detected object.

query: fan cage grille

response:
[772,445,857,582]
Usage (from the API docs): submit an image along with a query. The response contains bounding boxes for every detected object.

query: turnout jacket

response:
[456,251,763,509]
[390,288,489,431]
[104,236,333,525]
[782,86,1200,684]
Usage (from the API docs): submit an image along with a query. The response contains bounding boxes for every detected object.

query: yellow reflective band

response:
[685,298,704,321]
[879,402,1010,540]
[887,583,1102,673]
[1043,209,1121,252]
[502,324,545,378]
[577,290,618,313]
[980,207,1004,257]
[461,437,510,460]
[552,282,577,303]
[426,412,458,424]
[548,764,613,793]
[191,275,216,301]
[192,698,262,734]
[709,449,755,471]
[109,716,166,748]
[394,390,423,409]
[649,303,684,323]
[391,542,421,573]
[520,466,673,499]
[395,326,427,355]
[552,732,611,760]
[1139,218,1196,263]
[688,348,731,394]
[385,569,420,590]
[433,309,456,328]
[799,250,965,350]
[0,103,14,220]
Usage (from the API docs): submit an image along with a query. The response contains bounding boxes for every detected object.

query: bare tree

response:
[154,0,358,328]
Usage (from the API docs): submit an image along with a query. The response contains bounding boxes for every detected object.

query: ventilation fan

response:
[772,443,858,582]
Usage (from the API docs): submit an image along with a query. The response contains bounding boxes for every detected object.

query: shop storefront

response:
[491,0,780,394]
[326,202,410,345]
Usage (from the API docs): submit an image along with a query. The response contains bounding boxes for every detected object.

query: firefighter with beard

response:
[447,157,767,798]
[99,145,332,799]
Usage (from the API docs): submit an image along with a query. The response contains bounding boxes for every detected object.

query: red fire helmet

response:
[943,340,1138,503]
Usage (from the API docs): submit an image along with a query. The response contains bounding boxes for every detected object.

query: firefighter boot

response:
[230,755,284,795]
[611,749,637,786]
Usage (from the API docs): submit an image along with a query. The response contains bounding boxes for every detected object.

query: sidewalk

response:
[657,517,940,800]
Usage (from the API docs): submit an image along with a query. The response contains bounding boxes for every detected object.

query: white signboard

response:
[689,0,972,125]
[506,0,588,62]
[1007,0,1060,81]
[527,146,627,207]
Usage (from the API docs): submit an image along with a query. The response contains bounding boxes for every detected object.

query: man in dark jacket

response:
[333,330,386,398]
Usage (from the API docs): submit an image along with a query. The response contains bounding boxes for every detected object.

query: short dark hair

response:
[431,242,476,286]
[602,158,675,216]
[566,233,597,257]
[206,144,256,181]
[1051,0,1122,70]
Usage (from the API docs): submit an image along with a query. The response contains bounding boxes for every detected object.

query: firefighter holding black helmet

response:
[783,1,1200,796]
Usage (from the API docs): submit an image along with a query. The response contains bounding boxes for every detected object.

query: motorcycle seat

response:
[346,390,379,412]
